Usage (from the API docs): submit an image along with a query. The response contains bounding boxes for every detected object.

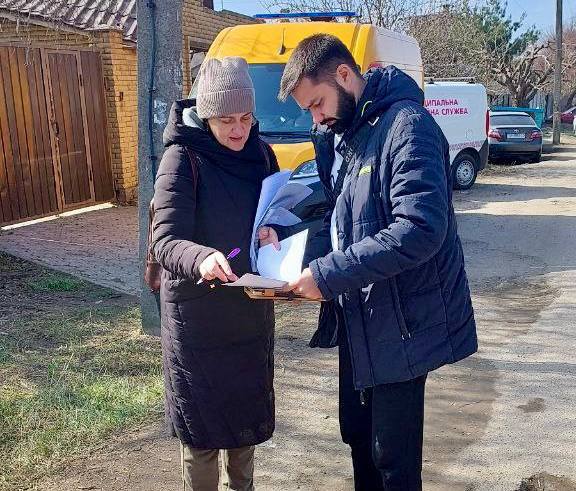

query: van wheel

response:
[530,151,542,163]
[452,153,478,190]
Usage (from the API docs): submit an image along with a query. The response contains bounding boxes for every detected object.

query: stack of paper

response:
[249,170,312,270]
[225,274,286,289]
[223,171,313,291]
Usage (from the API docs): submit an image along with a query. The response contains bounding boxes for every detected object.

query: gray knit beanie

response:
[196,57,255,119]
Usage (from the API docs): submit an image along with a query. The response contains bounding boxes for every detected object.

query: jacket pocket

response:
[360,280,409,342]
[397,259,442,295]
[401,286,447,334]
[389,278,411,340]
[165,277,214,301]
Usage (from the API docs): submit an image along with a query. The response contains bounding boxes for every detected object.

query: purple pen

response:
[227,248,241,260]
[196,248,241,285]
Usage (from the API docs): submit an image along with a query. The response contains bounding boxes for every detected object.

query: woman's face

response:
[207,112,253,151]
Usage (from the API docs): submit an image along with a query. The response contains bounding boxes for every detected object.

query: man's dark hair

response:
[278,34,361,102]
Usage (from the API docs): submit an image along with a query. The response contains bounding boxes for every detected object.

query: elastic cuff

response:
[191,247,218,281]
[309,259,334,301]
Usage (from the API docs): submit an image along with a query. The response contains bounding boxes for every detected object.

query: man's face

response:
[291,75,357,134]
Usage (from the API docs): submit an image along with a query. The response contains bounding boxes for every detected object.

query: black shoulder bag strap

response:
[258,139,272,174]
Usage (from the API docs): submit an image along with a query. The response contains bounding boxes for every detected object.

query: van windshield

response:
[249,64,312,137]
[190,63,313,138]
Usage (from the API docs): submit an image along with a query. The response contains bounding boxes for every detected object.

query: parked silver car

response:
[488,111,543,163]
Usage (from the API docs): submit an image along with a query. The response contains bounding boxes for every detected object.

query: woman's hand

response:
[199,252,238,283]
[258,226,281,250]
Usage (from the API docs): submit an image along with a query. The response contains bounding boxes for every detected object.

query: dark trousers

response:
[338,331,427,491]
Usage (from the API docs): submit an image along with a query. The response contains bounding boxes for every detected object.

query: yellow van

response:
[191,20,423,226]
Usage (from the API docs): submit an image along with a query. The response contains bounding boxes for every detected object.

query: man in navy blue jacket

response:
[279,34,478,490]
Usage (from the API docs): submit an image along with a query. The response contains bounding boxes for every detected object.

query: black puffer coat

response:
[152,100,278,449]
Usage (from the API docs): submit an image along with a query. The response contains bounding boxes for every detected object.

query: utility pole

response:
[137,0,184,335]
[552,0,563,145]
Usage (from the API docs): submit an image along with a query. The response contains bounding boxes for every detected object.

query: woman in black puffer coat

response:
[152,57,280,491]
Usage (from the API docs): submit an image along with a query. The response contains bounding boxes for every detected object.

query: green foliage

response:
[473,0,540,61]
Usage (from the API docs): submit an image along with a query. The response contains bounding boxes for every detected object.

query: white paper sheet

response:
[254,170,292,232]
[224,273,287,289]
[249,170,313,270]
[257,229,308,283]
[250,170,291,269]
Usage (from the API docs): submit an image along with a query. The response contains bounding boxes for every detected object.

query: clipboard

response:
[244,287,323,302]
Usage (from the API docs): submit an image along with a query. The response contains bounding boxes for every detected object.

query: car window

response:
[490,114,536,126]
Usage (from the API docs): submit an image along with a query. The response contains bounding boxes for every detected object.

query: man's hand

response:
[286,268,323,300]
[199,252,238,283]
[258,226,281,250]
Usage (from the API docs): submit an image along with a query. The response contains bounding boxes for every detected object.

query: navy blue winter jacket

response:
[307,66,478,389]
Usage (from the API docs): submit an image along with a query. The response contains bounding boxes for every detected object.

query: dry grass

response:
[0,253,163,491]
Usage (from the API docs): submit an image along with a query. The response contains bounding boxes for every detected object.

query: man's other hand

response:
[286,268,323,300]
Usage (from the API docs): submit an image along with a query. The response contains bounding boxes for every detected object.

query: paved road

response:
[5,145,576,490]
[436,146,576,490]
[0,205,140,294]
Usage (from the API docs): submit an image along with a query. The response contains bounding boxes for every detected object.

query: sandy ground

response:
[3,144,576,491]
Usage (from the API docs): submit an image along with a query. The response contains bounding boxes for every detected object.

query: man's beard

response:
[323,84,357,134]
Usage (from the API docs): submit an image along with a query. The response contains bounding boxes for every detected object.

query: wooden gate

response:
[0,46,113,226]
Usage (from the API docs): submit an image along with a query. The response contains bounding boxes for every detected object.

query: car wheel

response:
[452,153,478,190]
[530,151,542,163]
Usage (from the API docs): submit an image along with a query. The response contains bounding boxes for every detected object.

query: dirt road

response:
[32,145,576,490]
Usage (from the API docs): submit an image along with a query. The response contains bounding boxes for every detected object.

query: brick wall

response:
[94,30,138,203]
[181,0,261,95]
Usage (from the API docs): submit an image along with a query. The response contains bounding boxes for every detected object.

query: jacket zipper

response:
[373,183,411,342]
[390,277,411,340]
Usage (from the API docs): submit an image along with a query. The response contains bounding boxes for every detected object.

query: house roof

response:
[0,0,137,42]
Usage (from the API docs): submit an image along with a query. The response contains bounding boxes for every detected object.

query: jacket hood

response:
[162,99,263,166]
[163,99,205,147]
[351,65,424,132]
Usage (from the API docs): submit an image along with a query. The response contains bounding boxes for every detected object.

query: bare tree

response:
[261,0,423,30]
[472,0,555,107]
[261,0,489,79]
[542,17,576,109]
[262,0,562,108]
[357,0,423,30]
[407,3,488,82]
[491,43,554,107]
